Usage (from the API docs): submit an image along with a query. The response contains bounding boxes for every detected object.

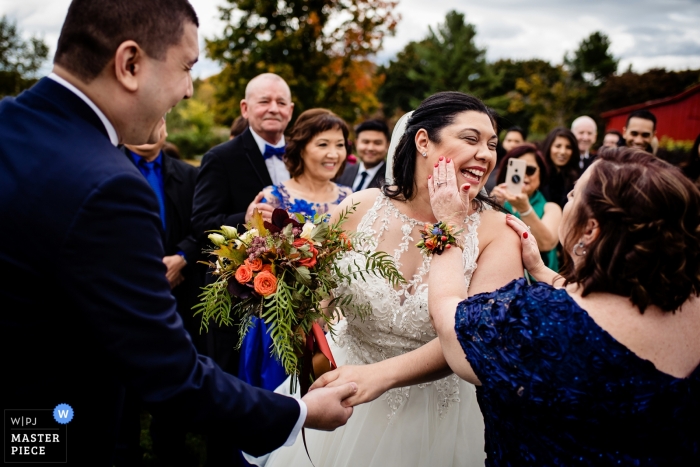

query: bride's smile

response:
[415,110,498,200]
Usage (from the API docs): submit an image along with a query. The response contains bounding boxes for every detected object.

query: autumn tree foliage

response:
[206,0,399,125]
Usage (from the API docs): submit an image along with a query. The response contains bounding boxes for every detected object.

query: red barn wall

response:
[603,86,700,141]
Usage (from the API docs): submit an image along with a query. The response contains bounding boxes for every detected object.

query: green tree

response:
[565,31,618,86]
[484,59,560,134]
[0,16,49,97]
[508,65,585,138]
[596,67,700,113]
[166,78,228,159]
[378,11,493,114]
[206,0,399,125]
[376,41,421,117]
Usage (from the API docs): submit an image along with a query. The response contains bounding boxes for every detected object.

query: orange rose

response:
[292,238,311,248]
[254,271,278,297]
[261,264,273,274]
[245,257,263,272]
[292,237,318,268]
[235,264,253,284]
[425,238,436,249]
[298,245,318,268]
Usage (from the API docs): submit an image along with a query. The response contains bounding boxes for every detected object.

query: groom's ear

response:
[415,128,429,155]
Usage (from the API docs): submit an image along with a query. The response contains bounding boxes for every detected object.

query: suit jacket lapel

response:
[241,128,273,187]
[370,161,386,188]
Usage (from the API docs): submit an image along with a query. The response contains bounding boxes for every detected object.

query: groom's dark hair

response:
[54,0,199,83]
[384,91,500,211]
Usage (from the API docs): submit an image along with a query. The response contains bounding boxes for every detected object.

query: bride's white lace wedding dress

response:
[255,193,486,466]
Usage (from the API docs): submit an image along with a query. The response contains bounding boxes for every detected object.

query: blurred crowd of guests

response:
[486,110,700,274]
[116,71,700,466]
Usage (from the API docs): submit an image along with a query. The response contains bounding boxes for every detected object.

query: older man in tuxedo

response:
[571,115,598,171]
[192,73,293,236]
[0,1,356,466]
[191,74,294,376]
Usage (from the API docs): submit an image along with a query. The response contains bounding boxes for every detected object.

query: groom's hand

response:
[301,382,357,431]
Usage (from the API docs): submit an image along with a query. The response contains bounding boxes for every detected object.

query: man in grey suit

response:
[337,119,390,191]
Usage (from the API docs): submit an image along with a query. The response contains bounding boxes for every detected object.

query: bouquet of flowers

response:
[194,206,403,393]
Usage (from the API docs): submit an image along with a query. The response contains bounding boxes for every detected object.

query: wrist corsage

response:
[416,221,464,255]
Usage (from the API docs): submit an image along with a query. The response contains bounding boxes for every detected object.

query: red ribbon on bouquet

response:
[300,322,337,396]
[300,322,337,466]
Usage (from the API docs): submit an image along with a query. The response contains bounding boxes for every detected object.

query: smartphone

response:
[505,158,527,195]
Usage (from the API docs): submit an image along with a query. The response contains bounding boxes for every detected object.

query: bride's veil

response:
[384,111,414,185]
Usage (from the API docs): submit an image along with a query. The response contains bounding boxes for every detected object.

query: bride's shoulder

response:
[476,208,519,249]
[330,188,383,228]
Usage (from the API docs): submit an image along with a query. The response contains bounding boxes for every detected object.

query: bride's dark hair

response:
[383,91,501,212]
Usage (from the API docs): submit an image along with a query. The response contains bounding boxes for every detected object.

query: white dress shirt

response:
[351,161,383,191]
[249,128,290,186]
[579,150,590,170]
[48,73,307,445]
[47,73,119,147]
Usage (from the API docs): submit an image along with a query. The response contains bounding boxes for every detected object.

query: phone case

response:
[505,158,527,195]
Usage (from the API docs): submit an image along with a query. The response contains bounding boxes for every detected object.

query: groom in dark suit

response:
[0,1,356,466]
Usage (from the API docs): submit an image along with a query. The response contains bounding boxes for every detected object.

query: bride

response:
[255,92,523,466]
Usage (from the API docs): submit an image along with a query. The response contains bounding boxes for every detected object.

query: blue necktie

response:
[263,145,286,160]
[138,159,166,230]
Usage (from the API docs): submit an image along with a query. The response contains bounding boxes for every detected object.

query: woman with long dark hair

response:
[259,92,523,466]
[542,127,580,208]
[428,147,700,464]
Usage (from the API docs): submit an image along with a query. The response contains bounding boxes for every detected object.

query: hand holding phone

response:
[505,159,527,195]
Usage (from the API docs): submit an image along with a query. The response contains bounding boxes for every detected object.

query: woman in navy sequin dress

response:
[426,147,700,465]
[239,109,352,391]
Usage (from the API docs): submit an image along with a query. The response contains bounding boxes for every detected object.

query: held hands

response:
[309,364,389,407]
[505,214,547,277]
[301,382,357,431]
[162,254,186,288]
[428,157,471,225]
[492,183,531,213]
[245,192,275,223]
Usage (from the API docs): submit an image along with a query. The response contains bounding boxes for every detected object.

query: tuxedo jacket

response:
[192,128,273,242]
[120,146,203,333]
[0,78,299,465]
[335,160,386,191]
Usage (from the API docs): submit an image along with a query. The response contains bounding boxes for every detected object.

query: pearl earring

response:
[573,241,587,256]
[421,152,427,158]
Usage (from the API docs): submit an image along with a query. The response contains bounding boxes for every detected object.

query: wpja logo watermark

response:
[4,404,72,463]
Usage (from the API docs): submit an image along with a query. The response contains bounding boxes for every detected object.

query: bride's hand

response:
[428,157,472,225]
[309,364,390,407]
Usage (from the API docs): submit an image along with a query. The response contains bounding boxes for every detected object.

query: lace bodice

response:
[333,194,482,418]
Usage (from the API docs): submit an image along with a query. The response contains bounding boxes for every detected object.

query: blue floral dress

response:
[238,182,352,391]
[455,278,700,466]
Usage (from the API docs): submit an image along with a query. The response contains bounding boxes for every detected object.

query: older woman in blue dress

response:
[240,109,353,391]
[427,147,700,464]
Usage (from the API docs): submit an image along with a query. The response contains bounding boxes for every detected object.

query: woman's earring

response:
[421,151,427,158]
[573,241,587,256]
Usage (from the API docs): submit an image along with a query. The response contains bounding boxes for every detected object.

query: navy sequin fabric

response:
[455,278,700,466]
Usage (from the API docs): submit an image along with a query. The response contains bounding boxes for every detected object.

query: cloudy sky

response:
[2,0,699,79]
